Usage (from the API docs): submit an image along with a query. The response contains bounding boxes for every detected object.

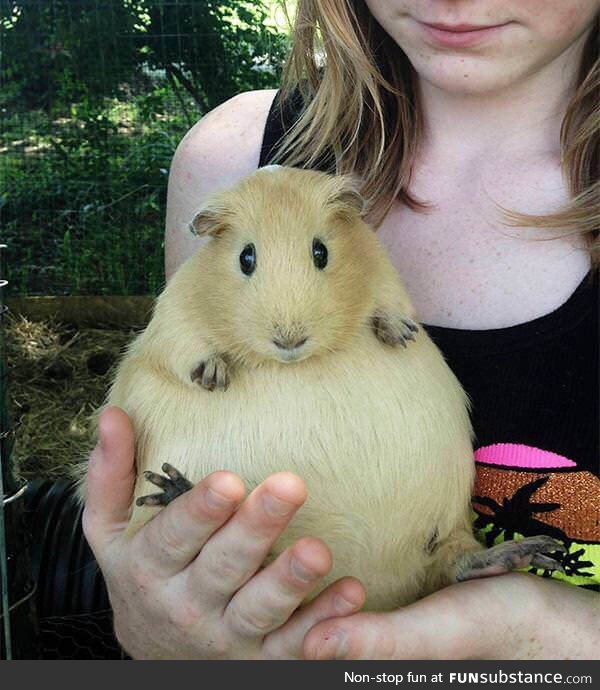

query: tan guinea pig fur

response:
[89,166,482,611]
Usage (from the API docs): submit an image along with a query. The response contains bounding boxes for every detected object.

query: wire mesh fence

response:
[1,0,289,297]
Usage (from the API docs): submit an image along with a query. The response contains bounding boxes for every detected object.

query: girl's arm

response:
[303,573,600,659]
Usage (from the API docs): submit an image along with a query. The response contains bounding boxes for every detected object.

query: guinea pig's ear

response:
[327,174,366,219]
[189,202,228,237]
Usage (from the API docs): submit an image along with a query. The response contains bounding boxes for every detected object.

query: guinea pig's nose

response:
[273,336,308,351]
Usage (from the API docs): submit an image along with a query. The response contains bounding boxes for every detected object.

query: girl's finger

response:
[188,472,307,602]
[82,406,137,554]
[303,610,400,660]
[264,576,366,659]
[223,537,333,640]
[132,470,246,578]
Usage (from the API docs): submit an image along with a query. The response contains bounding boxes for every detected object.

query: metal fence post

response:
[0,243,39,659]
[0,243,12,658]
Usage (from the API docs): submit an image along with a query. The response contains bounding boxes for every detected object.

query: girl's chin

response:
[414,58,524,96]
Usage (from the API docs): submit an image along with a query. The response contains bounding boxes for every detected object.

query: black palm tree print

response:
[528,547,595,579]
[472,475,569,547]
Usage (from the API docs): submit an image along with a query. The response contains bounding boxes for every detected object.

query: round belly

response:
[130,331,474,608]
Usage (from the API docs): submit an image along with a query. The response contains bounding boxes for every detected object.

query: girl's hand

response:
[82,406,366,660]
[304,569,600,660]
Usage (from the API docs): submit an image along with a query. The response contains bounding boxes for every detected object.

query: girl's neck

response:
[417,36,587,162]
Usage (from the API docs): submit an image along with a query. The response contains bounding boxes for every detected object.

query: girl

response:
[83,1,599,659]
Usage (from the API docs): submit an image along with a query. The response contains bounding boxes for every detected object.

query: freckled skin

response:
[364,0,600,95]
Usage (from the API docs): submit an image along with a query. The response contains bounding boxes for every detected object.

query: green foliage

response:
[1,94,178,295]
[0,1,289,296]
[0,0,140,111]
[1,0,289,113]
[133,0,289,112]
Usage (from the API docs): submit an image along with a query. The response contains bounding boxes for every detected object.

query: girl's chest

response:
[375,165,591,329]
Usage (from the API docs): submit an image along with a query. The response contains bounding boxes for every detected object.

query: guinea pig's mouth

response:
[271,336,311,363]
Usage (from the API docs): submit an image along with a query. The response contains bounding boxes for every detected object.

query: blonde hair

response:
[273,1,599,265]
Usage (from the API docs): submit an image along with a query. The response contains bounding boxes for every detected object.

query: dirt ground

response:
[5,315,135,480]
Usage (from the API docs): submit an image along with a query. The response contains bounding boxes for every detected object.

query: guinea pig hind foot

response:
[191,354,229,391]
[371,310,419,348]
[453,535,567,582]
[136,463,194,507]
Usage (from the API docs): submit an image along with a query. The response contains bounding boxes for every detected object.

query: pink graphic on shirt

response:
[474,443,577,470]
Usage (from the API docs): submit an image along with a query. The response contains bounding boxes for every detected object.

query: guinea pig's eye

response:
[239,243,256,276]
[312,238,328,270]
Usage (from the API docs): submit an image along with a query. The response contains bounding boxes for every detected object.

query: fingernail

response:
[333,594,358,615]
[205,487,234,510]
[263,493,294,517]
[290,556,317,583]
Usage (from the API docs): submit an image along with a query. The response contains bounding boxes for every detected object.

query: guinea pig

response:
[86,166,564,610]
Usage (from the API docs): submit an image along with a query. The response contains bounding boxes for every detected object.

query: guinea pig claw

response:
[454,535,567,582]
[136,463,194,507]
[402,318,419,333]
[136,493,167,507]
[142,470,169,488]
[371,312,419,348]
[191,355,229,392]
[529,553,566,573]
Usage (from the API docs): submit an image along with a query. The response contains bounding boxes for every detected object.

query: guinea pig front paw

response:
[191,354,229,391]
[371,310,419,348]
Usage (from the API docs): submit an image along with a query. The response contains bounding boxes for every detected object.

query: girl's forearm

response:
[534,577,600,660]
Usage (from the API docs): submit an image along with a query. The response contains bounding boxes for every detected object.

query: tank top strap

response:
[259,89,299,167]
[259,88,335,173]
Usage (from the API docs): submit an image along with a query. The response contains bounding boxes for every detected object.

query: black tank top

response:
[259,90,600,591]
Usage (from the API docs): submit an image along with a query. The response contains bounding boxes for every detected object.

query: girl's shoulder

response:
[172,89,278,195]
[164,89,277,277]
